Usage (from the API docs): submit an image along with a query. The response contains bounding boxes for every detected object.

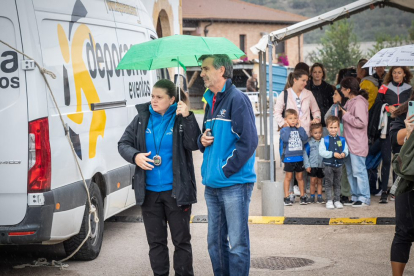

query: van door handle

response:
[90,100,126,111]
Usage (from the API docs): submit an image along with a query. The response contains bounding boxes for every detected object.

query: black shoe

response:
[352,201,369,208]
[300,196,308,205]
[379,192,388,204]
[340,196,349,204]
[342,197,354,206]
[284,196,292,206]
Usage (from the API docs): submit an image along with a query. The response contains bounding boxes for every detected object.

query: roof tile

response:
[183,0,308,23]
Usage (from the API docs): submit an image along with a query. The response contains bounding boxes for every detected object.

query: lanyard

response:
[150,115,174,156]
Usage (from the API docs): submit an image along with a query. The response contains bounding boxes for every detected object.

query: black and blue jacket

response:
[319,135,349,167]
[198,79,258,188]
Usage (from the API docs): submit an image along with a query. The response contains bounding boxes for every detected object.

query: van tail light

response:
[9,231,36,236]
[28,118,51,192]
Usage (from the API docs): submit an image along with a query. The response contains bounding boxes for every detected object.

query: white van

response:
[0,0,160,260]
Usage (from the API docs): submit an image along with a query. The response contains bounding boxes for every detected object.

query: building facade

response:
[182,0,307,66]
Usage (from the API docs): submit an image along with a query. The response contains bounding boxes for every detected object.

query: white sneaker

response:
[374,190,382,197]
[334,201,344,209]
[293,185,300,196]
[326,200,334,209]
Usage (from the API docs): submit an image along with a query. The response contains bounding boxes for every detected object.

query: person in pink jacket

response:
[339,77,371,207]
[275,70,321,135]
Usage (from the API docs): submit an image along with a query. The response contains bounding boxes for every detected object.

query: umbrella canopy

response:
[116,35,245,70]
[363,44,414,68]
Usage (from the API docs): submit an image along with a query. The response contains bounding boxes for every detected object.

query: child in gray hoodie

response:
[303,123,324,203]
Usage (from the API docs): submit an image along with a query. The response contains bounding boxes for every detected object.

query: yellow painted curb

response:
[248,216,285,224]
[329,217,377,225]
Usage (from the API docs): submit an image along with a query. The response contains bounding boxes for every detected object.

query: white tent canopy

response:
[251,0,414,53]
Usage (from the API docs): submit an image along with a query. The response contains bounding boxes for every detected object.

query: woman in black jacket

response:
[118,79,201,276]
[390,92,414,276]
[375,67,413,203]
[307,63,335,133]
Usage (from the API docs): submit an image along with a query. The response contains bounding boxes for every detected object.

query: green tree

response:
[309,20,362,84]
[367,33,412,57]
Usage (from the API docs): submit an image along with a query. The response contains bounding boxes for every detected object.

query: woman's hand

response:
[388,105,397,113]
[404,114,414,140]
[135,151,154,170]
[310,118,320,124]
[177,101,190,117]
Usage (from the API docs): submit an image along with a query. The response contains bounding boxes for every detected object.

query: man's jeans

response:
[344,153,371,205]
[204,183,254,276]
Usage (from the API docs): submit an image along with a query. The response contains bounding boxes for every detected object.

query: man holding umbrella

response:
[198,54,258,276]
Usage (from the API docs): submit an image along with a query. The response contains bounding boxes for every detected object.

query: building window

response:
[239,35,246,53]
[275,41,285,55]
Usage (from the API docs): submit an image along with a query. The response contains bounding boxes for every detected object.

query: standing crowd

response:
[276,61,413,209]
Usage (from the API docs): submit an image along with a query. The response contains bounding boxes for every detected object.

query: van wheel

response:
[63,182,104,260]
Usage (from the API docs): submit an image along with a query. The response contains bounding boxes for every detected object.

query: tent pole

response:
[268,37,274,182]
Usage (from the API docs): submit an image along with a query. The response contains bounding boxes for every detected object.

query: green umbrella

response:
[116,35,245,71]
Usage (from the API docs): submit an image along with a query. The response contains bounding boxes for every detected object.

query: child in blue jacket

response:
[303,123,324,204]
[280,109,309,206]
[319,116,349,209]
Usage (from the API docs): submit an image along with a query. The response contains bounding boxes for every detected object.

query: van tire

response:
[63,182,104,260]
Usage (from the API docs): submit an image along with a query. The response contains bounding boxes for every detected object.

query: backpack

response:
[278,90,289,163]
[281,89,288,118]
[304,142,310,157]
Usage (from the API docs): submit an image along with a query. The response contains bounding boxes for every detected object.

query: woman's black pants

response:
[391,190,414,263]
[141,190,193,276]
[369,134,393,192]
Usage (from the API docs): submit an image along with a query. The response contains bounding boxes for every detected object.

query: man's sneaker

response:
[343,199,354,206]
[300,196,308,205]
[390,195,395,201]
[284,197,292,206]
[293,185,301,196]
[334,201,344,209]
[289,194,296,204]
[352,201,369,207]
[379,192,388,204]
[317,196,325,204]
[326,200,334,209]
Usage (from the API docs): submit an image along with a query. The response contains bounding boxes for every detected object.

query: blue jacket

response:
[280,126,308,163]
[145,103,176,192]
[303,138,323,168]
[198,79,258,188]
[319,135,349,167]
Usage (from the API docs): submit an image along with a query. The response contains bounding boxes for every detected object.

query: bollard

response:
[257,144,270,160]
[256,159,275,189]
[262,180,284,216]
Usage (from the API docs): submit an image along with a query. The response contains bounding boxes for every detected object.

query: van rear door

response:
[0,0,28,225]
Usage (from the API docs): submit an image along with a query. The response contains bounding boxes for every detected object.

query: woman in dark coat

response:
[118,79,201,276]
[390,89,414,275]
[374,66,413,203]
[307,63,335,133]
